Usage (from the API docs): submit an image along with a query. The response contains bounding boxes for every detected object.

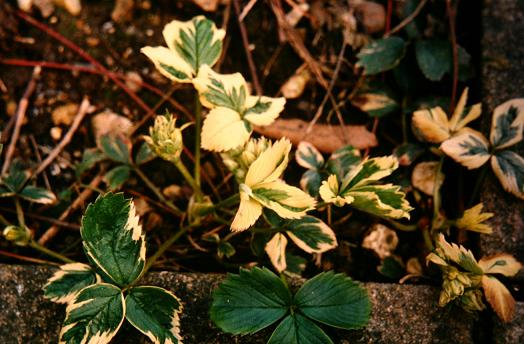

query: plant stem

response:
[194,93,202,201]
[28,240,74,263]
[468,163,489,206]
[14,198,25,228]
[432,157,445,229]
[279,272,289,289]
[172,158,202,198]
[385,219,418,232]
[132,166,184,216]
[143,225,193,273]
[202,193,240,216]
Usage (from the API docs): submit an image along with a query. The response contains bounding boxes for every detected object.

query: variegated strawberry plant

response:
[43,193,183,344]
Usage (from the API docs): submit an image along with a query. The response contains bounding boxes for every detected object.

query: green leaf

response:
[378,256,405,280]
[76,148,106,177]
[81,193,146,287]
[210,267,292,335]
[393,143,425,166]
[348,184,412,219]
[286,216,337,254]
[356,37,406,75]
[296,142,324,170]
[415,39,451,81]
[217,240,236,258]
[125,286,183,344]
[2,162,28,192]
[100,135,131,164]
[135,142,155,165]
[285,253,307,276]
[491,150,524,199]
[267,313,334,344]
[19,185,57,204]
[294,271,371,330]
[104,165,131,190]
[490,99,524,149]
[0,185,14,198]
[352,85,399,118]
[300,170,323,197]
[60,283,125,344]
[326,145,361,179]
[174,16,224,73]
[341,156,398,191]
[44,263,100,304]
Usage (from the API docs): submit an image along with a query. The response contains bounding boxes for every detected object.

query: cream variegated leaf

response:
[244,138,291,186]
[482,275,516,323]
[341,156,399,190]
[412,107,450,143]
[440,128,491,169]
[411,161,445,196]
[455,203,494,234]
[479,254,523,277]
[490,98,524,149]
[60,283,125,344]
[265,233,288,272]
[244,96,286,126]
[125,286,183,344]
[200,107,251,152]
[449,88,482,132]
[347,184,412,219]
[44,263,101,304]
[251,181,316,219]
[296,141,324,170]
[142,16,225,83]
[286,216,337,254]
[194,65,248,111]
[230,194,263,232]
[491,150,524,200]
[319,174,354,207]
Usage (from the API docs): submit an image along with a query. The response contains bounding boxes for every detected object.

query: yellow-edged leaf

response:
[490,98,524,149]
[482,275,516,323]
[412,107,450,143]
[140,46,193,83]
[455,203,494,234]
[286,216,337,254]
[193,65,248,110]
[251,180,316,219]
[296,141,324,170]
[347,184,412,219]
[440,128,491,169]
[319,174,354,207]
[449,88,482,131]
[342,156,399,190]
[479,254,523,277]
[265,233,288,272]
[491,150,524,200]
[230,194,263,232]
[244,138,291,186]
[244,96,286,126]
[200,107,251,152]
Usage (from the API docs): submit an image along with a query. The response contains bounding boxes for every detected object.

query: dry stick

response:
[0,207,80,230]
[38,174,103,246]
[233,0,263,95]
[446,0,459,113]
[16,11,151,114]
[0,59,192,121]
[1,66,41,176]
[386,0,429,37]
[239,0,258,21]
[28,135,51,191]
[33,97,90,178]
[0,249,60,266]
[130,85,178,135]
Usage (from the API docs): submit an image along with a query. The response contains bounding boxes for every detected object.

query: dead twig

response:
[28,135,51,191]
[0,249,60,266]
[1,66,41,176]
[233,0,263,95]
[446,0,459,113]
[386,0,429,37]
[38,174,103,246]
[0,206,80,230]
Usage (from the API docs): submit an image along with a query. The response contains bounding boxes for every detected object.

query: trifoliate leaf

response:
[265,233,288,272]
[125,286,183,344]
[491,150,524,199]
[478,254,523,277]
[44,263,100,304]
[76,148,105,177]
[81,193,146,287]
[18,185,57,204]
[356,37,406,75]
[210,267,292,335]
[440,128,491,169]
[490,98,524,149]
[294,271,371,329]
[482,275,516,322]
[296,141,324,170]
[286,216,337,254]
[60,283,125,344]
[448,88,482,132]
[100,135,132,164]
[104,165,131,190]
[267,313,333,344]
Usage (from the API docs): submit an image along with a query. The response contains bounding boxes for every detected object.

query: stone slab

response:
[492,301,524,344]
[0,264,475,344]
[480,0,524,279]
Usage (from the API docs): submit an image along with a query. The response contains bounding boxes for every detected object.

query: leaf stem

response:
[143,225,194,273]
[132,165,184,216]
[432,156,445,229]
[28,240,74,263]
[194,92,202,201]
[468,163,489,207]
[14,197,25,228]
[202,193,240,216]
[172,158,203,199]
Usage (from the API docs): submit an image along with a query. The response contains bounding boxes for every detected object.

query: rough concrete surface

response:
[0,264,476,344]
[480,0,524,279]
[492,302,524,344]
